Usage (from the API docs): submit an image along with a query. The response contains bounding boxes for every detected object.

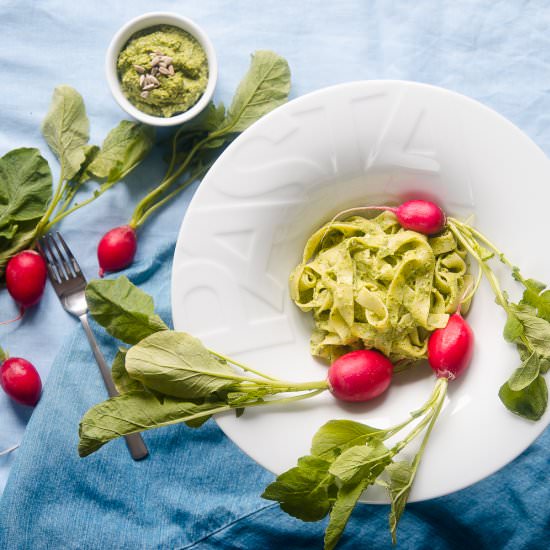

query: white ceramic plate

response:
[171,80,550,502]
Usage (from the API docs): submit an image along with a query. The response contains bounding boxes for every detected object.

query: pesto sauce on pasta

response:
[290,212,472,363]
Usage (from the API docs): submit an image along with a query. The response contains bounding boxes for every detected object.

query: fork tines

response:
[38,233,82,284]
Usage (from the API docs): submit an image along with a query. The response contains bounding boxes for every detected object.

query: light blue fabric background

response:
[1,0,550,548]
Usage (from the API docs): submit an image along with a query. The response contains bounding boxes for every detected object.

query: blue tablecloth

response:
[1,1,549,548]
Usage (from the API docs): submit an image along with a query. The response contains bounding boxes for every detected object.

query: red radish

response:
[336,200,446,236]
[0,356,42,406]
[5,250,47,308]
[327,349,394,402]
[427,313,474,380]
[97,225,137,277]
[393,200,446,235]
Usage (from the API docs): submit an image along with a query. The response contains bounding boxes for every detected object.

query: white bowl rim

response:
[171,79,550,502]
[105,11,218,127]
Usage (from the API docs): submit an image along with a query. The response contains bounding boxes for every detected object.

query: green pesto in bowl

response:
[117,25,209,118]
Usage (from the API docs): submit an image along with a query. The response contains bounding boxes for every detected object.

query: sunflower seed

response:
[151,66,159,76]
[158,66,170,75]
[149,75,160,86]
[151,56,162,67]
[162,56,173,65]
[133,64,146,74]
[139,74,145,87]
[142,83,156,91]
[168,65,175,76]
[140,91,149,99]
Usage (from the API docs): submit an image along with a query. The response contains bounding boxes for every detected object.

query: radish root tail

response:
[0,305,25,326]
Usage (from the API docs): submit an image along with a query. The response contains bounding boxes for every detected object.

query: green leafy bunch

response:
[1,51,291,279]
[262,379,447,549]
[128,50,291,229]
[0,86,154,277]
[79,277,328,457]
[80,277,450,548]
[448,218,550,420]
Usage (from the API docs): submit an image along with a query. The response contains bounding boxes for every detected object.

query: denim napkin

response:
[0,238,549,549]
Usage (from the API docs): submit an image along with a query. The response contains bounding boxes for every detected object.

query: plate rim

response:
[171,79,550,502]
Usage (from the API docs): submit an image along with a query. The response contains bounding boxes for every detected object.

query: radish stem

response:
[130,134,214,228]
[448,219,537,358]
[449,218,517,272]
[391,378,447,455]
[448,221,509,310]
[208,349,279,381]
[133,165,208,228]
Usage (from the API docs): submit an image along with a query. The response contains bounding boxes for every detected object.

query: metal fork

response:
[37,232,149,461]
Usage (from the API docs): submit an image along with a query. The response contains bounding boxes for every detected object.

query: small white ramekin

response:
[105,12,218,127]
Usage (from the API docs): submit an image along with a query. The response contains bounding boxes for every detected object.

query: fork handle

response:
[79,314,149,461]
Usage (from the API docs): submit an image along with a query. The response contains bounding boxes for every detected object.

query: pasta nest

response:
[290,212,472,363]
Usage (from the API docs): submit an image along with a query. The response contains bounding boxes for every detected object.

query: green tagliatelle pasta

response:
[290,211,472,363]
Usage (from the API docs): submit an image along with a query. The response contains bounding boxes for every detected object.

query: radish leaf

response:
[510,305,550,359]
[324,478,369,550]
[86,276,168,344]
[87,121,154,182]
[499,375,548,420]
[42,85,90,180]
[0,222,39,277]
[520,280,550,322]
[311,419,386,460]
[383,461,415,544]
[0,148,53,278]
[111,349,144,394]
[261,455,335,522]
[503,312,523,343]
[508,352,540,392]
[0,148,52,240]
[329,441,391,485]
[539,355,550,375]
[71,145,100,184]
[125,331,237,399]
[217,51,290,134]
[78,389,226,457]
